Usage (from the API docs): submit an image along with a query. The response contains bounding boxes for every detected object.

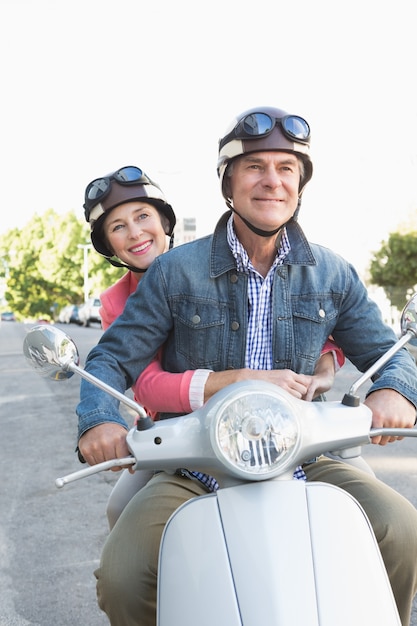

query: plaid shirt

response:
[188,217,306,490]
[228,217,290,370]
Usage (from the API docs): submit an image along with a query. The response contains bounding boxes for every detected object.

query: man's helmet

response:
[83,165,176,258]
[217,106,313,203]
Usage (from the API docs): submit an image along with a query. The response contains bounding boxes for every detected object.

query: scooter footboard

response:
[157,481,400,626]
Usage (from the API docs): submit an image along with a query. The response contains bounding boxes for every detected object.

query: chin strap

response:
[226,199,301,250]
[107,257,147,273]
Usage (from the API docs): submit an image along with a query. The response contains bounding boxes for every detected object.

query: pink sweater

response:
[100,272,345,419]
[100,272,194,417]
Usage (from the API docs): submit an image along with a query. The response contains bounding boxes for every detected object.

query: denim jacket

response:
[77,211,417,438]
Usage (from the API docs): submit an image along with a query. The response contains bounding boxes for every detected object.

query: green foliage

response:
[369,231,417,311]
[0,209,124,320]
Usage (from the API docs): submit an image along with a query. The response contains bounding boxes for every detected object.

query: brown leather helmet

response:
[83,165,176,258]
[217,106,313,203]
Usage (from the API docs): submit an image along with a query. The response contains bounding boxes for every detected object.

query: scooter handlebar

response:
[55,456,135,488]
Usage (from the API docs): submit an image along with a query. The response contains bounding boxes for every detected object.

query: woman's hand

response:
[204,351,336,404]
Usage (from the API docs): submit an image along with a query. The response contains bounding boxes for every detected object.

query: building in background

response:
[175,217,196,245]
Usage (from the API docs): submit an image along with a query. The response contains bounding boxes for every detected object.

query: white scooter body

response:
[158,480,399,626]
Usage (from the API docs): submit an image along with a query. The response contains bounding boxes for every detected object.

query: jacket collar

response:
[210,211,317,278]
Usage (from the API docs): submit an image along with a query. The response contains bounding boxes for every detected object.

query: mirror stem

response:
[342,331,414,406]
[66,361,148,419]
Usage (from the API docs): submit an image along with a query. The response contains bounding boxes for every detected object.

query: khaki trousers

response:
[95,458,417,626]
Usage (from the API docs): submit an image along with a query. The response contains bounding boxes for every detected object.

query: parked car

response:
[57,304,81,325]
[78,297,102,327]
[57,305,72,324]
[69,305,81,325]
[1,311,16,322]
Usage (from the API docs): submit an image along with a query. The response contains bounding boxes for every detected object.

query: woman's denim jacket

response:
[77,212,417,438]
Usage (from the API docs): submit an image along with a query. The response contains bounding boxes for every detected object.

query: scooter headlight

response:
[210,382,300,479]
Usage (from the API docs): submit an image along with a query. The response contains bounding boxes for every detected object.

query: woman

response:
[84,165,222,526]
[83,165,345,527]
[84,166,205,418]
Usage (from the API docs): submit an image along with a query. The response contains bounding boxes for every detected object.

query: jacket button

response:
[192,315,201,324]
[231,321,239,331]
[230,274,238,283]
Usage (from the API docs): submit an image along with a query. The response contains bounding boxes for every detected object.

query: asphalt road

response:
[1,320,416,625]
[0,321,112,626]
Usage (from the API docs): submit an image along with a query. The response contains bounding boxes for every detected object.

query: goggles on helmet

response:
[219,112,310,151]
[84,166,153,212]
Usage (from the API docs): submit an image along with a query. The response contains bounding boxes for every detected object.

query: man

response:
[77,106,417,626]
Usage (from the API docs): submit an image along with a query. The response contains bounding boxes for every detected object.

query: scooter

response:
[23,294,417,626]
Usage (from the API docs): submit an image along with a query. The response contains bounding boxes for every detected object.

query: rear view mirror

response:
[23,325,79,380]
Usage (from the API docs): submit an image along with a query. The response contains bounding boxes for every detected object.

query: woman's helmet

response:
[83,165,176,260]
[217,106,313,203]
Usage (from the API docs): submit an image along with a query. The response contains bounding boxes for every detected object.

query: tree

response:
[0,209,124,320]
[369,231,417,311]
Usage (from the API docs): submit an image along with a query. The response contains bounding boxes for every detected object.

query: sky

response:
[1,0,417,275]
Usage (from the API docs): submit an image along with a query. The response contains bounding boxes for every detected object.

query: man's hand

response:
[365,389,416,445]
[78,423,130,470]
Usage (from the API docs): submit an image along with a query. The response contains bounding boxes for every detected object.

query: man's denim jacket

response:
[77,212,417,438]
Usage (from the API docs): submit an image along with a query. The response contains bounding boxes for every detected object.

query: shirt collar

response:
[226,215,291,273]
